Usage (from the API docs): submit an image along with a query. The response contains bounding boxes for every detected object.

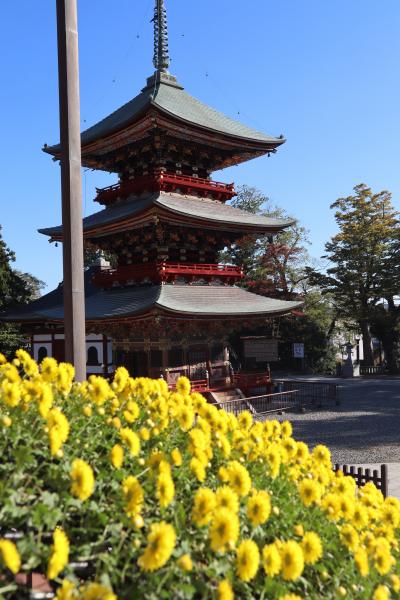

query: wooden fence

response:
[333,463,388,498]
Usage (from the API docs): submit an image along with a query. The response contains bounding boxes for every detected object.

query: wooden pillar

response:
[56,0,86,381]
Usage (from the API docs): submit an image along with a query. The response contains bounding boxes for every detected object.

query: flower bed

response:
[0,350,399,599]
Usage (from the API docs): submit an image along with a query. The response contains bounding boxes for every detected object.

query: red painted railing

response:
[95,173,236,205]
[92,262,243,287]
[233,372,272,394]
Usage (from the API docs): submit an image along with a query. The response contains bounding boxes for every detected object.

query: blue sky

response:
[1,1,399,291]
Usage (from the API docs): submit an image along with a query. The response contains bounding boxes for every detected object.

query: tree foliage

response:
[224,186,337,372]
[223,185,311,299]
[308,184,400,370]
[0,226,45,356]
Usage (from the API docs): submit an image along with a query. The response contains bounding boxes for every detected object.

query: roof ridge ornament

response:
[152,0,170,73]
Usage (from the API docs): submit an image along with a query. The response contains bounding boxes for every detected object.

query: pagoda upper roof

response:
[0,276,302,324]
[43,72,284,162]
[38,191,294,241]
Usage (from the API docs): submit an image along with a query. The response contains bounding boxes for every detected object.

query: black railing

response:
[333,464,388,498]
[274,380,339,407]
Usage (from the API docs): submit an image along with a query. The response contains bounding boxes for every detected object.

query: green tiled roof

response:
[0,277,302,323]
[38,192,294,239]
[44,74,284,154]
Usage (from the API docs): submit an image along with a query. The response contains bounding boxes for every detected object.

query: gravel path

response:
[274,378,400,464]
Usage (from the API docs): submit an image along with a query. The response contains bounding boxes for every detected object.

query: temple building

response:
[2,0,301,392]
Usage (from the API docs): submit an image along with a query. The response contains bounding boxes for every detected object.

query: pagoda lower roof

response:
[1,278,302,324]
[43,73,284,160]
[39,192,294,240]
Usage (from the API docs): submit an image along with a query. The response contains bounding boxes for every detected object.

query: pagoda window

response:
[87,346,100,366]
[169,347,184,368]
[38,346,48,362]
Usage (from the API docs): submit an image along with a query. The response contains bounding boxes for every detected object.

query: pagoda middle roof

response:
[39,192,294,240]
[44,73,284,157]
[0,277,302,324]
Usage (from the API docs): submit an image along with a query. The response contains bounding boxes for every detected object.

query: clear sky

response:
[1,1,399,291]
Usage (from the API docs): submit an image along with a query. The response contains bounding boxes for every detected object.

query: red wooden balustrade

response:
[92,262,243,287]
[167,372,271,394]
[95,173,236,204]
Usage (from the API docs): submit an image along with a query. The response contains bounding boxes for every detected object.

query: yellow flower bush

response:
[0,352,400,598]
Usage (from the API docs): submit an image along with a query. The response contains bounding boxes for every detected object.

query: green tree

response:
[278,290,338,374]
[0,226,44,357]
[308,184,399,368]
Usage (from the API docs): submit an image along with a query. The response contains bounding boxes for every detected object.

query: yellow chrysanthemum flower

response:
[217,579,234,600]
[280,540,304,581]
[88,375,110,405]
[55,579,77,600]
[110,444,124,469]
[262,543,281,577]
[209,508,239,553]
[120,428,141,456]
[390,574,400,593]
[298,479,321,507]
[40,357,59,382]
[177,553,193,571]
[215,486,239,513]
[70,458,95,501]
[301,532,322,565]
[312,444,331,465]
[0,539,21,574]
[139,427,150,441]
[112,366,129,393]
[321,493,341,521]
[236,539,260,582]
[237,410,253,430]
[122,476,144,518]
[192,487,216,527]
[156,472,175,508]
[47,528,70,579]
[1,381,21,407]
[190,456,206,482]
[372,585,390,600]
[354,547,369,577]
[247,490,271,526]
[176,376,191,395]
[178,406,194,431]
[374,545,394,575]
[138,521,176,572]
[80,582,117,600]
[171,448,183,466]
[340,524,359,552]
[47,408,70,443]
[226,460,252,497]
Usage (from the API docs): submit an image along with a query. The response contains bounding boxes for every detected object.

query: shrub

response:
[0,350,399,599]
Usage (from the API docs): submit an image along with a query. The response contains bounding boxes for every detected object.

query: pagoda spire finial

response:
[152,0,170,73]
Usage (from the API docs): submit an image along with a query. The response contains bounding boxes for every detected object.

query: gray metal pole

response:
[56,0,86,381]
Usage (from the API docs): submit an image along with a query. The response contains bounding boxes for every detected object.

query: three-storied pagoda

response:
[2,1,301,391]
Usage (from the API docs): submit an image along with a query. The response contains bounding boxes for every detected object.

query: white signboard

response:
[243,338,278,362]
[293,343,305,358]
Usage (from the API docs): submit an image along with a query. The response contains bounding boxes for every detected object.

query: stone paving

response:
[275,376,400,497]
